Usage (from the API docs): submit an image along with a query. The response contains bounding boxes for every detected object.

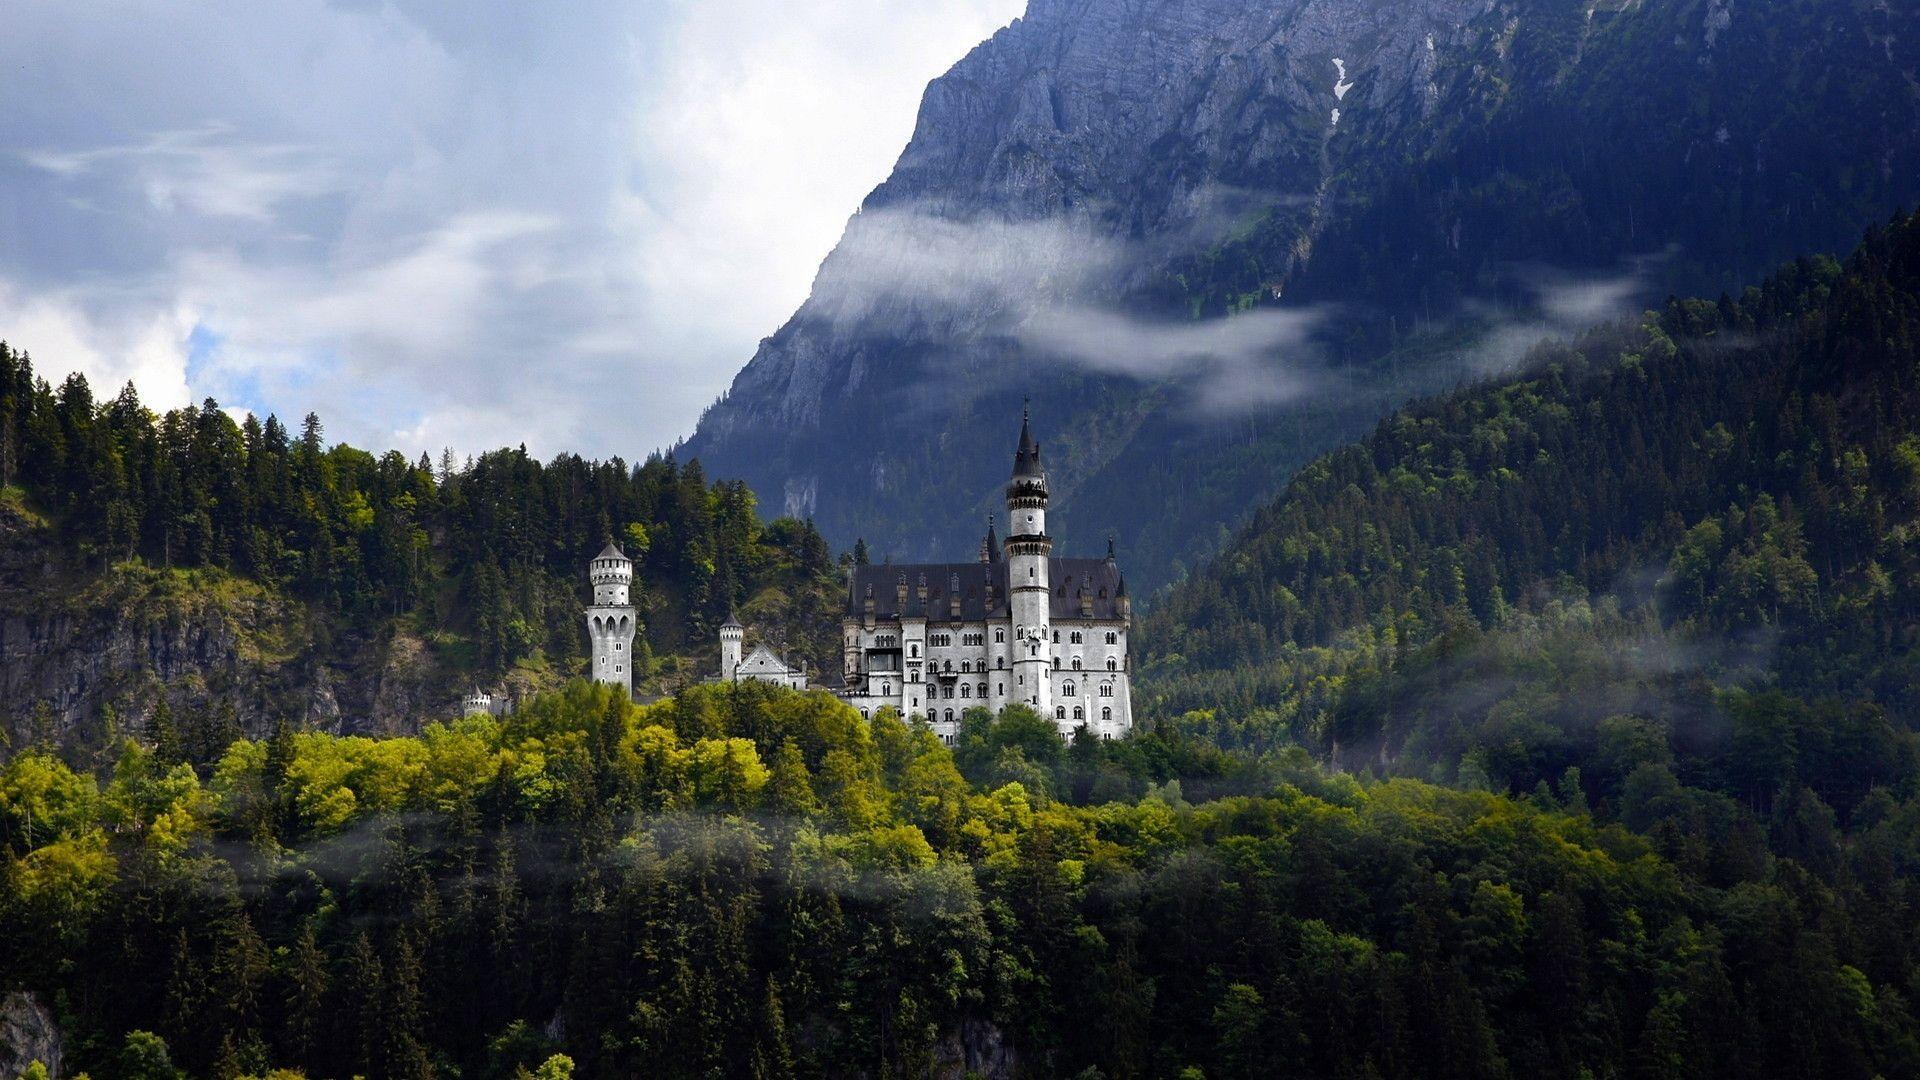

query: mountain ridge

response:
[683,0,1920,593]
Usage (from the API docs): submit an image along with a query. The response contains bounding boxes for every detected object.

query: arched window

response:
[995,628,1005,643]
[1063,682,1076,697]
[910,644,918,657]
[1070,631,1083,644]
[1052,657,1061,670]
[997,656,1006,669]
[977,684,986,698]
[1100,684,1112,697]
[945,659,954,672]
[960,684,971,698]
[1102,707,1112,722]
[944,709,954,722]
[1105,631,1118,645]
[1072,657,1082,670]
[1052,630,1060,643]
[1073,706,1084,720]
[1055,706,1066,720]
[882,682,890,696]
[1107,658,1117,671]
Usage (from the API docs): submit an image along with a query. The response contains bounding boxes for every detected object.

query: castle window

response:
[1073,706,1084,720]
[1052,657,1060,670]
[1102,707,1112,722]
[945,659,954,672]
[1055,707,1066,720]
[960,685,970,698]
[1052,630,1060,643]
[995,629,1005,643]
[615,665,623,674]
[882,683,891,696]
[997,656,1005,669]
[1070,631,1082,644]
[977,684,986,698]
[910,644,918,657]
[997,683,1003,696]
[943,686,954,699]
[1072,657,1082,670]
[1063,682,1076,697]
[615,642,623,652]
[945,709,954,722]
[1108,658,1117,671]
[1106,632,1118,645]
[1100,684,1112,697]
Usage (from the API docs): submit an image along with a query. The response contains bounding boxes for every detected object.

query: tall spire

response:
[1012,402,1045,479]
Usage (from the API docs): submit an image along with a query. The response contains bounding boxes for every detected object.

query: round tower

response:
[584,540,638,697]
[719,611,744,681]
[1005,408,1053,716]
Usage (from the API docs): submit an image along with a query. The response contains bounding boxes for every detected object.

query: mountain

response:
[0,345,845,751]
[682,0,1920,593]
[1139,210,1920,813]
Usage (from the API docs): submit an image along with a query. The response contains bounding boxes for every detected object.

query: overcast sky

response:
[0,0,1024,459]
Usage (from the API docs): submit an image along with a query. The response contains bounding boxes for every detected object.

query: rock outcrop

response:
[0,992,63,1080]
[0,502,475,745]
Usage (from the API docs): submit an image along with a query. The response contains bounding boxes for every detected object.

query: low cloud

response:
[1463,249,1678,374]
[1017,306,1329,411]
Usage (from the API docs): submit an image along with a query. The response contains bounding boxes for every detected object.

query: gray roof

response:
[847,558,1126,621]
[595,541,628,562]
[1011,412,1045,479]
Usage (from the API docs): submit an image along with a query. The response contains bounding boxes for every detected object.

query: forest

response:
[0,343,846,726]
[1142,212,1920,806]
[5,679,1920,1079]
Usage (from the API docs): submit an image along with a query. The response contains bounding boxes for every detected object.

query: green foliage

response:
[0,340,845,718]
[0,680,1915,1078]
[1144,212,1920,817]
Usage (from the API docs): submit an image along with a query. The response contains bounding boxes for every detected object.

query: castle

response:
[582,413,1134,742]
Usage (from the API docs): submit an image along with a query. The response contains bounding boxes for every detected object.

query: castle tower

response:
[1005,408,1053,713]
[585,540,637,697]
[719,611,744,681]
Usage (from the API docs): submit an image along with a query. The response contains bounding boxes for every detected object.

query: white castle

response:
[582,413,1134,743]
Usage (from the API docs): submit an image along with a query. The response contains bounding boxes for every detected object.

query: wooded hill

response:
[0,352,845,748]
[1141,212,1920,816]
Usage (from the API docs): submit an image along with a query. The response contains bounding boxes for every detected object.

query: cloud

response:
[1462,249,1677,374]
[24,122,341,223]
[0,0,1026,459]
[1016,306,1329,411]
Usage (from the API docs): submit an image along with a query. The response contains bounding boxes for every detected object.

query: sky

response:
[0,0,1026,460]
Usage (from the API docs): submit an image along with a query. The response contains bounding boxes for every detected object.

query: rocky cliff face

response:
[683,0,1920,592]
[0,502,494,747]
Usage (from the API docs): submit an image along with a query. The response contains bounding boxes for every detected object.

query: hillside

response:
[5,680,1920,1078]
[1140,211,1920,812]
[683,0,1920,592]
[0,347,845,752]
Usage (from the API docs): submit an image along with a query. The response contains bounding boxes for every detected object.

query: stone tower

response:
[1005,409,1053,712]
[719,611,744,680]
[585,540,637,696]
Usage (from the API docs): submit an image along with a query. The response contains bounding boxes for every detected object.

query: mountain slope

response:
[683,0,1920,592]
[1139,211,1920,807]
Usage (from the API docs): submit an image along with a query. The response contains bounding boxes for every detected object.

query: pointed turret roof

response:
[720,608,744,631]
[596,539,628,562]
[1012,406,1045,478]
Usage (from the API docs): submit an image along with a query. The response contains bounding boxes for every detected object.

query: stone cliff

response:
[0,499,508,748]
